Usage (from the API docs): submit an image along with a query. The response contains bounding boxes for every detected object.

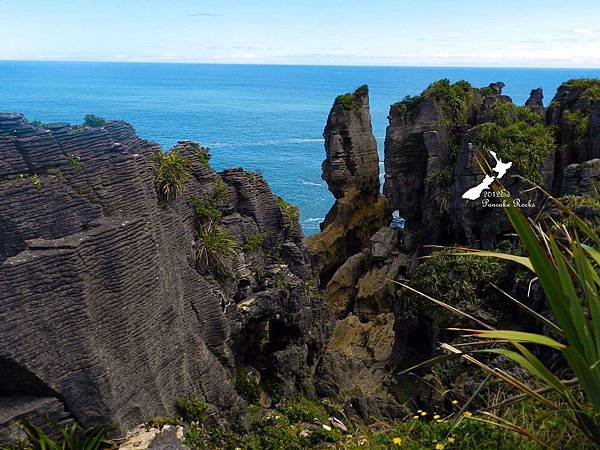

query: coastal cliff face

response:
[310,79,600,419]
[2,78,600,447]
[305,86,386,286]
[0,114,332,440]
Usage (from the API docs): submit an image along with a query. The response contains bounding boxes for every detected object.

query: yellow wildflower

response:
[420,411,427,416]
[448,437,455,443]
[417,409,423,413]
[393,437,402,445]
[433,414,441,420]
[435,444,445,450]
[413,415,420,419]
[451,400,458,405]
[463,411,473,418]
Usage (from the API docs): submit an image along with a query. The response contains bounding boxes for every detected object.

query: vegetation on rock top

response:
[152,149,192,200]
[83,114,107,128]
[276,195,300,228]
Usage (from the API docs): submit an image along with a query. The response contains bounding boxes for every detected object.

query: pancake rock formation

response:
[0,113,332,443]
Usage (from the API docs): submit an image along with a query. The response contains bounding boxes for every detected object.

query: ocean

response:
[1,61,599,234]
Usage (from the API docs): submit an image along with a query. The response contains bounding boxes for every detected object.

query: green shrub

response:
[424,79,478,127]
[197,149,210,167]
[183,425,246,450]
[565,78,600,100]
[192,220,237,275]
[487,100,542,127]
[276,196,300,228]
[275,274,289,290]
[18,420,113,450]
[188,195,223,223]
[354,84,369,96]
[48,168,65,183]
[333,85,369,112]
[427,168,453,214]
[564,109,590,143]
[83,114,106,127]
[187,143,211,168]
[234,368,261,404]
[476,121,555,183]
[29,174,41,191]
[242,233,265,252]
[175,398,208,422]
[281,395,329,423]
[409,249,503,320]
[213,176,229,206]
[28,119,46,128]
[65,153,81,171]
[421,79,483,160]
[152,149,192,200]
[335,93,358,112]
[398,191,600,447]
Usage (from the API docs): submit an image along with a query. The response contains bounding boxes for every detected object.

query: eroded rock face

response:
[547,80,600,193]
[562,159,600,196]
[0,113,332,438]
[306,87,386,285]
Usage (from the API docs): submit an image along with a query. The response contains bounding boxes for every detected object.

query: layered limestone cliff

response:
[3,77,600,446]
[305,86,386,286]
[0,114,332,442]
[311,79,600,419]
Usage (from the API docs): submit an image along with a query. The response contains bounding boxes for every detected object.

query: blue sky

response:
[1,0,599,67]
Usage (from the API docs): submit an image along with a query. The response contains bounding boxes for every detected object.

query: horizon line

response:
[2,58,600,71]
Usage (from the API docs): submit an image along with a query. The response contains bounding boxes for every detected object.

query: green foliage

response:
[561,191,600,216]
[354,84,369,96]
[234,368,261,404]
[242,233,265,252]
[476,121,555,183]
[197,149,210,167]
[276,196,300,228]
[565,78,600,100]
[424,79,478,127]
[48,168,65,183]
[280,395,329,423]
[421,79,483,161]
[479,86,496,97]
[403,192,600,446]
[28,119,46,128]
[335,93,359,112]
[192,220,237,275]
[564,109,590,143]
[28,174,41,191]
[275,274,289,290]
[213,176,229,206]
[187,177,229,225]
[183,396,343,450]
[83,114,107,127]
[476,98,555,182]
[188,195,223,223]
[391,95,423,121]
[175,398,208,422]
[487,100,542,127]
[188,143,211,168]
[412,249,504,310]
[427,167,453,214]
[151,149,192,200]
[335,85,368,111]
[65,153,81,171]
[183,425,246,450]
[18,420,113,450]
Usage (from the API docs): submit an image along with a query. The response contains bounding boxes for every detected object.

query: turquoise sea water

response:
[1,61,600,234]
